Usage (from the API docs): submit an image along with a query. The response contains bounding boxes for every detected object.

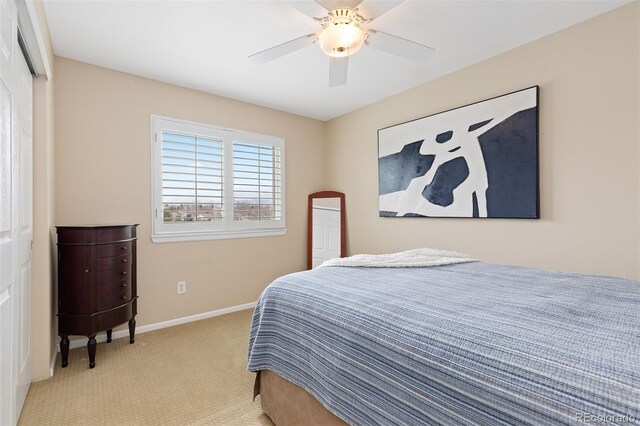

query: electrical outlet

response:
[177,281,187,295]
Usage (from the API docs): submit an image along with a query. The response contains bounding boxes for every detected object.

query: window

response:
[151,115,285,243]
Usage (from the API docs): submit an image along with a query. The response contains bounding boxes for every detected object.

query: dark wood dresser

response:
[56,224,138,369]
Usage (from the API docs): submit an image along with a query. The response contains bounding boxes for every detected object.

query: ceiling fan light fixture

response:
[318,23,365,58]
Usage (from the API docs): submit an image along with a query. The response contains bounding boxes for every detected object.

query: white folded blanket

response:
[318,247,478,268]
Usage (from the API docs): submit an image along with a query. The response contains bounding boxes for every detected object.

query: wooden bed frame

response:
[255,370,347,425]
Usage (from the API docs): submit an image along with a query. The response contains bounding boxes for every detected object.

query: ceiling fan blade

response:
[282,1,328,19]
[249,34,317,65]
[329,56,349,87]
[316,0,364,12]
[365,30,435,62]
[357,0,405,22]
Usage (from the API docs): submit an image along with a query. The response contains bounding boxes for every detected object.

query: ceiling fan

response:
[248,0,435,87]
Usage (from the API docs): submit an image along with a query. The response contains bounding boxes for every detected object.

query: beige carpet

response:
[19,309,273,426]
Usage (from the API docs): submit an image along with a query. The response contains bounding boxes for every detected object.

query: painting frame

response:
[377,86,539,219]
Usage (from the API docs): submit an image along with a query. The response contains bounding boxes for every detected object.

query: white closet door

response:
[0,1,18,424]
[0,0,33,423]
[311,207,341,268]
[14,32,32,416]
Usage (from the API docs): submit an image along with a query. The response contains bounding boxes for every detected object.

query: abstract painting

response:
[378,86,539,218]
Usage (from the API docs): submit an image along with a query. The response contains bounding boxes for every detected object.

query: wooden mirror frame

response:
[307,191,346,270]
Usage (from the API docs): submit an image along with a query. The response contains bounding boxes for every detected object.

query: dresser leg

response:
[60,335,69,368]
[106,329,112,343]
[128,317,136,344]
[87,335,97,369]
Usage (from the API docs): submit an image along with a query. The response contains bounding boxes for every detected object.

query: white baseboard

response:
[58,301,257,352]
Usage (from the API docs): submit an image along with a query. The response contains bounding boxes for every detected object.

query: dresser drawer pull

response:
[85,269,90,273]
[121,258,127,263]
[121,246,127,250]
[121,283,127,288]
[121,271,127,275]
[121,296,127,300]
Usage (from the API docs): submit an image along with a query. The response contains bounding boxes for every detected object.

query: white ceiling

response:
[43,0,630,121]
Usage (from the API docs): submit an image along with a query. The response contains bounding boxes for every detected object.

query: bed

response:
[247,259,639,425]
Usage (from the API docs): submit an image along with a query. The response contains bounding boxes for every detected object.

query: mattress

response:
[247,262,639,425]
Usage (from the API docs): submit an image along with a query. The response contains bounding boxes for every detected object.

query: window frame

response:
[151,115,286,243]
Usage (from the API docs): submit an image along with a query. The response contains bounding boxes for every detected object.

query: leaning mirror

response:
[308,191,346,269]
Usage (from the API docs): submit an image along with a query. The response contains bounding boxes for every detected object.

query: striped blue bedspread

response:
[247,263,639,425]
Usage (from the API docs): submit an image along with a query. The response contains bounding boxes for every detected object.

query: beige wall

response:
[54,58,327,329]
[326,3,640,280]
[31,0,56,381]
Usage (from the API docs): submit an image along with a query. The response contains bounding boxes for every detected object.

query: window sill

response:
[151,228,287,243]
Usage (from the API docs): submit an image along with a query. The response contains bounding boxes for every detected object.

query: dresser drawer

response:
[98,263,131,284]
[97,286,132,311]
[97,279,130,298]
[98,254,131,271]
[96,226,136,243]
[98,241,132,258]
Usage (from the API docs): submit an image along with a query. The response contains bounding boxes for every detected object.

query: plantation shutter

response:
[232,141,282,221]
[161,130,224,223]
